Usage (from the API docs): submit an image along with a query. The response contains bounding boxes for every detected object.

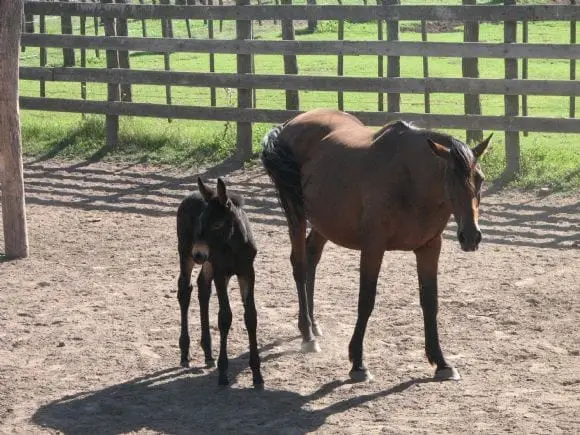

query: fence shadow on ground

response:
[21,160,580,250]
[31,339,433,435]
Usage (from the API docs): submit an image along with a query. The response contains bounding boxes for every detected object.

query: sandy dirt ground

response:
[0,159,579,434]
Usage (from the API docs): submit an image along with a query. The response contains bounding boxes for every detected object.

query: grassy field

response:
[19,3,580,189]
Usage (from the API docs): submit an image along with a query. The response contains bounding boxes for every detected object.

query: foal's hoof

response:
[218,375,230,387]
[205,358,217,368]
[301,339,321,353]
[434,366,461,381]
[180,359,190,368]
[349,368,374,383]
[312,323,323,337]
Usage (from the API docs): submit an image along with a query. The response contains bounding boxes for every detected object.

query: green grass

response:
[19,8,580,190]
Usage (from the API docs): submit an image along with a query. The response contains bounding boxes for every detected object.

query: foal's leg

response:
[214,275,232,386]
[177,255,194,367]
[197,262,215,368]
[348,244,384,382]
[306,229,327,337]
[289,219,319,352]
[414,236,460,381]
[238,268,264,388]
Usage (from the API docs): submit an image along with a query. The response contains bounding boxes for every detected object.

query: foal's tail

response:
[260,125,305,227]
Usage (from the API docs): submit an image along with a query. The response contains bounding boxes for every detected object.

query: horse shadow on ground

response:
[31,340,434,435]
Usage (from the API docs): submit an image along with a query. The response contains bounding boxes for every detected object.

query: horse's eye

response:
[211,221,225,231]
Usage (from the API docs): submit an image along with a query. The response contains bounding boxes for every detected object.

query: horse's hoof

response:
[218,376,229,387]
[434,366,461,381]
[205,358,217,368]
[180,359,190,368]
[301,339,321,353]
[312,323,323,337]
[349,368,374,383]
[253,379,265,390]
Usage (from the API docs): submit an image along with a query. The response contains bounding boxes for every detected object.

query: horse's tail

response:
[260,125,305,227]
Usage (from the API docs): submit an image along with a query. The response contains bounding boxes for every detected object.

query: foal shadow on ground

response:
[31,340,434,435]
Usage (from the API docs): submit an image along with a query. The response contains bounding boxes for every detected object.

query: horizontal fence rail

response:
[20,35,580,60]
[23,3,580,22]
[20,67,580,97]
[20,97,580,133]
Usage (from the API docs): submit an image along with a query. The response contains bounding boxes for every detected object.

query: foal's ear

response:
[471,133,493,160]
[197,177,213,202]
[216,178,229,207]
[427,139,453,162]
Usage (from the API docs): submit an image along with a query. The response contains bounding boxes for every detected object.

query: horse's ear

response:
[427,139,452,162]
[216,178,229,207]
[197,177,213,202]
[471,133,493,160]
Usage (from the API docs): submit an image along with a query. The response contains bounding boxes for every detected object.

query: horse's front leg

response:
[348,243,384,382]
[197,262,215,368]
[214,274,232,386]
[177,255,194,367]
[238,268,264,389]
[414,235,460,381]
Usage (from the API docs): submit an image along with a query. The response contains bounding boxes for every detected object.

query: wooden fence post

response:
[521,20,528,136]
[462,0,482,144]
[208,0,217,107]
[39,13,47,97]
[384,0,400,113]
[61,0,75,66]
[504,0,520,178]
[306,0,317,34]
[281,0,299,110]
[570,0,577,119]
[0,0,29,259]
[377,4,384,111]
[421,20,431,114]
[102,0,120,148]
[116,0,132,102]
[236,0,253,160]
[337,0,345,111]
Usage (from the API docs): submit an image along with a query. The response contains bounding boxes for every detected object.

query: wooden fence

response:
[20,1,580,177]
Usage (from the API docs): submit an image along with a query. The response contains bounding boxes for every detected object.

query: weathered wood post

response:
[0,0,29,259]
[236,0,253,160]
[384,0,400,113]
[462,0,482,144]
[102,0,120,148]
[60,0,76,66]
[504,0,520,178]
[281,0,299,110]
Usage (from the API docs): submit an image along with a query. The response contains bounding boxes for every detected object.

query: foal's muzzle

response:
[458,229,482,252]
[191,242,209,264]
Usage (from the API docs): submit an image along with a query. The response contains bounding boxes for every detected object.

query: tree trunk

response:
[0,0,29,259]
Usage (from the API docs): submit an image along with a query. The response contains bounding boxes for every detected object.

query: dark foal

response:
[176,177,263,388]
[261,109,492,382]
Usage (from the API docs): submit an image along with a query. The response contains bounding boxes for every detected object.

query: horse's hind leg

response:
[197,262,215,368]
[214,275,232,386]
[306,229,327,337]
[177,254,194,367]
[414,236,460,381]
[289,219,319,352]
[238,268,264,389]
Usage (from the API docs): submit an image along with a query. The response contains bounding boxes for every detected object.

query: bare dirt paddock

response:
[1,160,579,434]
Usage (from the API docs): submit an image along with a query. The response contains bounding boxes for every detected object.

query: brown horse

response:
[261,108,492,382]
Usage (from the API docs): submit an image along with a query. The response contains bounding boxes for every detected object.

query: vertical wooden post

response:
[384,0,400,113]
[159,0,174,38]
[236,0,253,160]
[570,0,576,119]
[462,0,482,144]
[208,0,217,106]
[60,0,75,67]
[306,0,317,34]
[102,1,120,148]
[337,0,344,111]
[219,0,224,32]
[80,11,87,115]
[421,20,430,114]
[504,0,520,178]
[139,0,148,37]
[377,5,384,111]
[160,0,173,122]
[281,0,299,110]
[39,13,47,98]
[0,0,29,259]
[521,20,528,136]
[94,7,100,58]
[116,0,132,102]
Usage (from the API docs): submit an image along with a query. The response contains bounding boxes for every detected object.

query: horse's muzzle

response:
[458,229,482,252]
[191,242,209,264]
